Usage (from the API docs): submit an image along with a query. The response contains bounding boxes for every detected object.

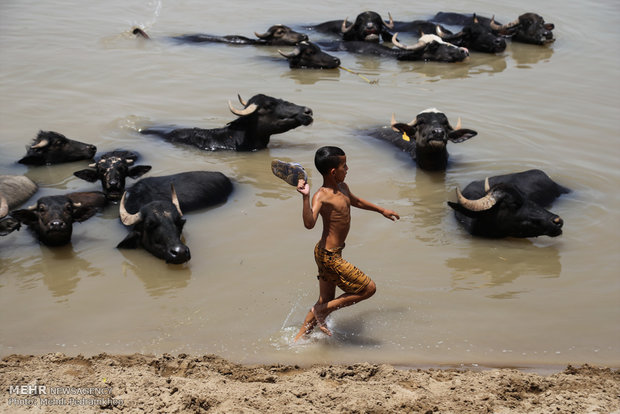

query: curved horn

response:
[484,177,490,192]
[170,184,183,216]
[119,191,142,226]
[456,187,498,212]
[454,117,462,130]
[385,12,394,30]
[490,16,520,31]
[31,139,49,149]
[341,17,353,33]
[392,33,426,51]
[278,48,300,59]
[390,113,398,131]
[88,162,97,168]
[254,27,275,39]
[0,195,8,218]
[237,94,247,107]
[228,101,258,117]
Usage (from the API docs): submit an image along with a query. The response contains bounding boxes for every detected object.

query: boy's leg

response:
[294,279,336,341]
[312,280,376,330]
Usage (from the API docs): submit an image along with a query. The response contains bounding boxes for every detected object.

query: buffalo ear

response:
[0,218,21,236]
[128,165,152,179]
[73,169,100,182]
[10,209,38,225]
[448,129,477,143]
[391,123,416,138]
[117,231,140,249]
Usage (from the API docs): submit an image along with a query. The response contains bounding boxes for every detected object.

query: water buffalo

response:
[310,11,395,43]
[448,170,569,238]
[278,41,341,69]
[73,150,152,201]
[318,34,468,62]
[0,175,38,236]
[117,171,233,264]
[392,15,505,53]
[140,94,313,152]
[18,131,97,165]
[371,108,477,170]
[432,12,555,45]
[168,24,308,46]
[11,191,106,246]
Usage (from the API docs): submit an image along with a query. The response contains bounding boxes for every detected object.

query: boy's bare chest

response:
[324,191,350,215]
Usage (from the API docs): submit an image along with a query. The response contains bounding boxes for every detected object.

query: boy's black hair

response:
[314,146,345,175]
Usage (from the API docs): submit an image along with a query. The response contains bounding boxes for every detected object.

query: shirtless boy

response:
[294,146,399,341]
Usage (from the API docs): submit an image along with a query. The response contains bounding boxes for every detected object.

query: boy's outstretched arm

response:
[297,179,322,229]
[346,185,400,221]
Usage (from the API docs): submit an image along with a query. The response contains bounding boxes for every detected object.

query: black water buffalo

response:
[0,175,38,236]
[278,41,341,69]
[448,170,569,238]
[432,12,555,45]
[18,131,97,165]
[117,171,233,264]
[373,108,477,170]
[73,150,152,201]
[11,192,106,246]
[134,25,308,46]
[140,94,313,152]
[319,34,468,62]
[392,15,505,53]
[310,11,395,42]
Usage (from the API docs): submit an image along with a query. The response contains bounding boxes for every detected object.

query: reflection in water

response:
[446,241,562,299]
[4,244,102,300]
[119,249,191,297]
[510,43,554,66]
[398,54,508,80]
[280,67,342,85]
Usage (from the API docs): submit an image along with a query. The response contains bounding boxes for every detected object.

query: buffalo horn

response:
[88,162,97,168]
[119,191,142,226]
[454,117,462,130]
[484,177,490,192]
[456,187,497,211]
[228,101,258,117]
[341,17,353,33]
[390,113,398,131]
[385,12,394,30]
[489,16,520,31]
[31,139,49,149]
[278,48,300,58]
[0,196,8,218]
[254,25,278,39]
[237,94,247,107]
[392,33,426,51]
[170,184,183,216]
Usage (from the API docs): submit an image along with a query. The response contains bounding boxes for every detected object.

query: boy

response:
[294,146,399,341]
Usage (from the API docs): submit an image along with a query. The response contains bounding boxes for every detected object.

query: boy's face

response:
[331,156,348,183]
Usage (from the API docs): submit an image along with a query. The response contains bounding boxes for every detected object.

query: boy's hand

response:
[382,209,400,221]
[297,179,310,196]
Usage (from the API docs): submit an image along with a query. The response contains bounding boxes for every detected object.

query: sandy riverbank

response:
[1,353,618,413]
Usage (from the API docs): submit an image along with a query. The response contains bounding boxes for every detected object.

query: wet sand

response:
[1,353,618,413]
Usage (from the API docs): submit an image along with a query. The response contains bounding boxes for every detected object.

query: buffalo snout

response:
[167,244,191,264]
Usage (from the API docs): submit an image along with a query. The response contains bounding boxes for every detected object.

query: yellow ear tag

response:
[401,132,410,142]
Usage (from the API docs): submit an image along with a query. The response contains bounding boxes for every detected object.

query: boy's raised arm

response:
[298,179,321,229]
[347,186,400,221]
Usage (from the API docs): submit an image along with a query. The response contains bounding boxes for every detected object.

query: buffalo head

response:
[449,177,564,238]
[390,109,477,170]
[436,14,506,53]
[392,33,470,62]
[74,151,151,201]
[278,41,341,69]
[117,185,190,264]
[254,24,308,45]
[18,131,97,165]
[341,11,394,42]
[11,192,106,246]
[227,93,313,143]
[490,13,555,45]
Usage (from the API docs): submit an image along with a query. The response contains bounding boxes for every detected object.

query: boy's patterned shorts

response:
[314,243,372,294]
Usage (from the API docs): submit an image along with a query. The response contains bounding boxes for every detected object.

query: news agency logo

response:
[8,385,46,395]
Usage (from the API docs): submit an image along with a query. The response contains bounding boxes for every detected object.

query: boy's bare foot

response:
[311,306,332,336]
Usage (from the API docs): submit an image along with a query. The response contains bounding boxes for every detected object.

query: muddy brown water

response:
[0,0,618,369]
